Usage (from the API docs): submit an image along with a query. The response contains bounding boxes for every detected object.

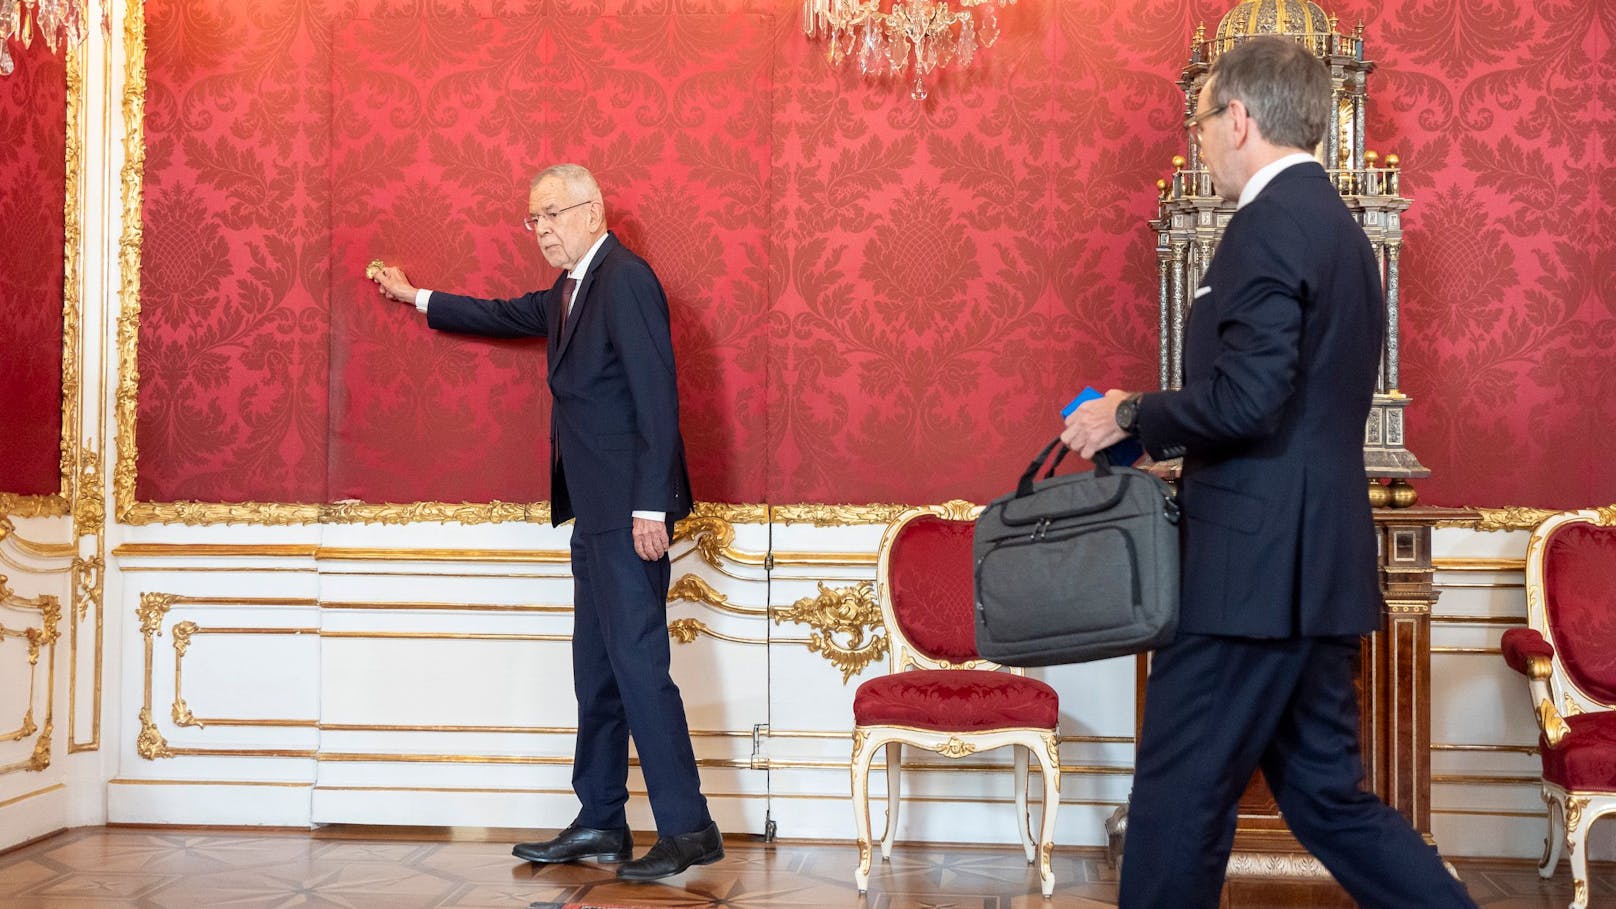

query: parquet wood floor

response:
[0,825,1608,908]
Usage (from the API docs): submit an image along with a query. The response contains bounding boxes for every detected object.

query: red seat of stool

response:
[1541,711,1616,790]
[854,669,1058,731]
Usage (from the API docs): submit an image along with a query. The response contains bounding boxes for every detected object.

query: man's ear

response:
[1227,98,1255,147]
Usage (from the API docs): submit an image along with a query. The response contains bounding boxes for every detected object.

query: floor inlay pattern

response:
[0,826,1607,908]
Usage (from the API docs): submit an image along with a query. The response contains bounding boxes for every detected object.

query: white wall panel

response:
[76,512,1614,869]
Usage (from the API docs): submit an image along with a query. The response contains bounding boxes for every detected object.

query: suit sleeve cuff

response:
[414,288,432,313]
[631,510,666,522]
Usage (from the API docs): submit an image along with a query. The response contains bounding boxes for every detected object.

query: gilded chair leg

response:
[852,730,879,894]
[881,741,902,861]
[1539,789,1564,878]
[1037,748,1060,899]
[1014,744,1034,862]
[1564,794,1591,909]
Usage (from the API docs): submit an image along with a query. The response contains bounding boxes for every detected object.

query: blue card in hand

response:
[1062,386,1145,466]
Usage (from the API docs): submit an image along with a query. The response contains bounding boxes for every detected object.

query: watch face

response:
[1116,399,1137,431]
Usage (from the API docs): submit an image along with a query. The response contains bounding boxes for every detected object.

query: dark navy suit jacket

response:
[1135,162,1384,638]
[426,232,692,533]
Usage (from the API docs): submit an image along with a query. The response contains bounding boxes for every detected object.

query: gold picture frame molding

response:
[111,0,1564,535]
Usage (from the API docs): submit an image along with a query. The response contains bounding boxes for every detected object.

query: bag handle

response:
[1015,437,1114,498]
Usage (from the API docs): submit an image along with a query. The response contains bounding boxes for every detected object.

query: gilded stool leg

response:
[851,729,878,893]
[1539,788,1564,878]
[881,741,903,860]
[1565,795,1589,909]
[1036,740,1060,899]
[1014,744,1034,862]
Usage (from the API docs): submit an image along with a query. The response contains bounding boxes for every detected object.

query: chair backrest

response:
[1526,509,1616,710]
[876,504,1017,673]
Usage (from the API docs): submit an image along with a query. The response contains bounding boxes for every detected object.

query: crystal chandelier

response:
[0,0,88,76]
[804,0,1013,101]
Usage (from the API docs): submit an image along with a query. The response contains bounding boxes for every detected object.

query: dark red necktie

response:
[559,277,577,331]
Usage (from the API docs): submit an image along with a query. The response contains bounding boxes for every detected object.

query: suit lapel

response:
[554,233,617,366]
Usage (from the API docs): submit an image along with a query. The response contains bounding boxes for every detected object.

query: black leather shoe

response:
[512,824,633,864]
[616,821,724,881]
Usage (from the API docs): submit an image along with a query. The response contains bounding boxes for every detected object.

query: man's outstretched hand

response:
[373,266,419,304]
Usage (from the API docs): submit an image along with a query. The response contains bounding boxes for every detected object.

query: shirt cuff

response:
[631,510,666,522]
[414,288,432,313]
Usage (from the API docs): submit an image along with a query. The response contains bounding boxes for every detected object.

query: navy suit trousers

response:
[568,526,709,837]
[1118,633,1476,908]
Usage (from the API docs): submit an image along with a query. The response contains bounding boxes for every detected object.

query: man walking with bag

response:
[1061,37,1476,908]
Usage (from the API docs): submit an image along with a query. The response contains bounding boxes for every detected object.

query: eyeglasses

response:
[523,200,593,231]
[1184,103,1228,135]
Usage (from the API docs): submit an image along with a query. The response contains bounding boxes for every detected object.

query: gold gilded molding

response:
[775,581,887,683]
[171,621,197,727]
[1,581,60,774]
[1537,698,1570,748]
[120,500,556,527]
[1563,693,1583,717]
[772,499,977,526]
[1565,796,1586,855]
[316,546,567,563]
[666,618,767,646]
[667,574,767,616]
[136,591,173,759]
[114,0,146,523]
[322,601,569,613]
[772,504,912,526]
[168,623,319,729]
[932,736,977,757]
[1432,557,1527,572]
[116,544,319,558]
[321,501,551,525]
[691,502,768,523]
[674,515,743,569]
[0,782,66,810]
[0,520,76,561]
[1442,507,1558,532]
[136,706,173,760]
[0,493,69,517]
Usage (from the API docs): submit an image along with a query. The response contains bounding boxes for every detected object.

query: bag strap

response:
[1015,437,1115,498]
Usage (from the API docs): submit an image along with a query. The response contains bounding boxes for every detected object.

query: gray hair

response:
[531,163,604,205]
[1208,36,1330,151]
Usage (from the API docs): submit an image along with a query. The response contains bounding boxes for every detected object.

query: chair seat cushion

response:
[854,670,1058,731]
[1542,711,1616,790]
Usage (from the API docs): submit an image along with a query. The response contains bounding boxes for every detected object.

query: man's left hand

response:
[632,516,669,561]
[1061,388,1133,459]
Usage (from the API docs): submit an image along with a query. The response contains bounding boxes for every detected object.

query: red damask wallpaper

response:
[327,10,771,504]
[138,0,1615,511]
[0,38,66,497]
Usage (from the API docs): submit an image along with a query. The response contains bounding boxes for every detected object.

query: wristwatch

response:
[1114,393,1143,435]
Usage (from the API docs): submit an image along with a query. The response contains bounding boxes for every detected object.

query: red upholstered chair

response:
[1501,507,1616,909]
[851,505,1060,898]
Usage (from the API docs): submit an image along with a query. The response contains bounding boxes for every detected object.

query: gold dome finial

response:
[1172,155,1186,170]
[1385,153,1400,168]
[1213,0,1334,58]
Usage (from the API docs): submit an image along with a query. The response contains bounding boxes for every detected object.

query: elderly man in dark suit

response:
[1061,37,1476,908]
[373,163,720,882]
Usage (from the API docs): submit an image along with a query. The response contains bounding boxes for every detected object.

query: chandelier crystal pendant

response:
[1,0,88,76]
[804,0,1012,101]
